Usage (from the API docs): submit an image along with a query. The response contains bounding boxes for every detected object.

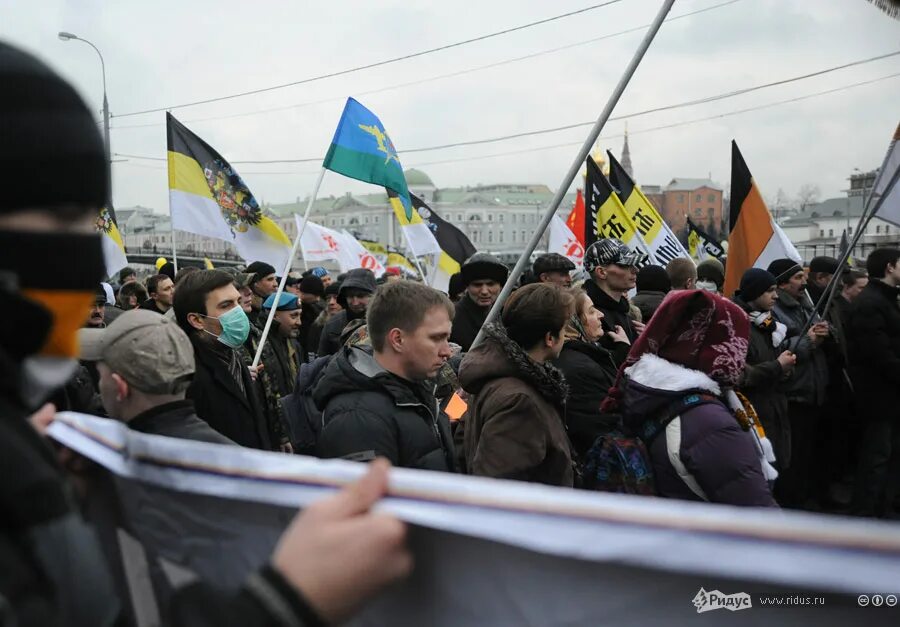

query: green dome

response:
[404,168,435,187]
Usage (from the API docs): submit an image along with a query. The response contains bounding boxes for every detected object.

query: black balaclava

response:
[0,43,108,407]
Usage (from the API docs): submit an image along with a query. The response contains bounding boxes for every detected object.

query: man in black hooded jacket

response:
[317,268,376,357]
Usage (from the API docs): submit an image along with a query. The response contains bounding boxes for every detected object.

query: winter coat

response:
[187,335,272,450]
[583,280,636,364]
[552,339,620,459]
[138,298,168,315]
[305,308,329,362]
[314,345,456,472]
[241,323,291,449]
[620,353,777,507]
[128,400,236,444]
[449,294,490,352]
[317,308,365,357]
[299,299,325,361]
[631,290,666,323]
[459,324,574,487]
[0,356,321,627]
[282,355,331,456]
[772,289,828,406]
[845,279,900,420]
[732,295,791,469]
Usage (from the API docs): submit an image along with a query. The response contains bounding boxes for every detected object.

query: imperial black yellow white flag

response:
[166,113,292,269]
[96,206,128,278]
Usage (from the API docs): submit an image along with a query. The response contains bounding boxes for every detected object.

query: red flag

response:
[566,188,586,247]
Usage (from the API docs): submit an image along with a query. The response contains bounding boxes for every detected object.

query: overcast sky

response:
[3,0,898,214]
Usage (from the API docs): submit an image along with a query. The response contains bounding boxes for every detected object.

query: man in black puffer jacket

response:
[315,281,457,472]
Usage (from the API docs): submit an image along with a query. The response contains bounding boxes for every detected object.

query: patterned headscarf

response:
[602,289,750,411]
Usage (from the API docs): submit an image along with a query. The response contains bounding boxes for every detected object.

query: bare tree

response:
[797,184,821,213]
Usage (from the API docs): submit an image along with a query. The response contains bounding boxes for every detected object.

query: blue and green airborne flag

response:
[323,98,441,257]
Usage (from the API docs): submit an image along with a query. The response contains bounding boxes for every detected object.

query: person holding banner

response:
[0,41,412,627]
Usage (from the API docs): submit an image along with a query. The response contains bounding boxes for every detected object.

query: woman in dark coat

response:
[553,289,630,459]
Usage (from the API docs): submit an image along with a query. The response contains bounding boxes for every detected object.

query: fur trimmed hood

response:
[620,353,722,434]
[459,323,568,408]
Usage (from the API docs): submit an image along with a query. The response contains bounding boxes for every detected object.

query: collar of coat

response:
[348,345,433,408]
[481,323,569,407]
[584,279,630,314]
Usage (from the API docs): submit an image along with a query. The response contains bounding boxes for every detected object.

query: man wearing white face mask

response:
[175,269,272,449]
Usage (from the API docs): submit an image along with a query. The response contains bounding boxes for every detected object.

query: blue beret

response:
[262,292,300,311]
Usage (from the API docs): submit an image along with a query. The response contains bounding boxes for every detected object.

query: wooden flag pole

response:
[252,167,326,368]
[469,0,676,350]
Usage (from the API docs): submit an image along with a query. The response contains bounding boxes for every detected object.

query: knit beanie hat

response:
[1,42,108,213]
[739,268,777,303]
[766,258,803,285]
[299,275,325,297]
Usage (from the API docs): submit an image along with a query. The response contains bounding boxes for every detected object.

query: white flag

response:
[548,215,584,268]
[294,216,346,264]
[872,122,900,226]
[339,230,386,278]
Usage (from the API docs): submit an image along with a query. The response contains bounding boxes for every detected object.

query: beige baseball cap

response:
[79,309,195,395]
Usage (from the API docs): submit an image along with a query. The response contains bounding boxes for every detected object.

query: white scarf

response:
[748,311,787,347]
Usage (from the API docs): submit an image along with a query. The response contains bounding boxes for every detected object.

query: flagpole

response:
[469,0,676,350]
[252,167,326,368]
[170,217,179,274]
[399,229,428,282]
[800,163,900,338]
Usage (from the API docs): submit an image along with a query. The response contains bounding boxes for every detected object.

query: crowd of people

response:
[3,40,899,626]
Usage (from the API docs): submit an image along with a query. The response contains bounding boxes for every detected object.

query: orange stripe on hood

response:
[22,289,94,358]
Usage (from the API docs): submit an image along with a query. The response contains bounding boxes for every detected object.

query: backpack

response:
[581,393,721,496]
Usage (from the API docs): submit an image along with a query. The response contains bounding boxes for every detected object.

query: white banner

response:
[47,411,900,627]
[548,215,585,269]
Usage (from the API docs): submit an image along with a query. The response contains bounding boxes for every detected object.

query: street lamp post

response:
[58,31,111,203]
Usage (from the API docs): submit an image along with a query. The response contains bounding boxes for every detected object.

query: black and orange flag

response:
[723,141,801,298]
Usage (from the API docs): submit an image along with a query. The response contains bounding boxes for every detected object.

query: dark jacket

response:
[459,324,574,487]
[299,299,325,362]
[583,280,636,364]
[138,298,168,315]
[552,339,619,459]
[631,290,666,323]
[187,335,272,450]
[620,354,777,507]
[733,295,791,469]
[317,308,365,357]
[449,294,490,352]
[314,345,456,472]
[0,354,319,627]
[305,308,329,362]
[282,355,332,456]
[845,279,900,419]
[129,400,236,445]
[772,289,828,406]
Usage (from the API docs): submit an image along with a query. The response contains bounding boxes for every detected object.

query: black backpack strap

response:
[638,392,723,446]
